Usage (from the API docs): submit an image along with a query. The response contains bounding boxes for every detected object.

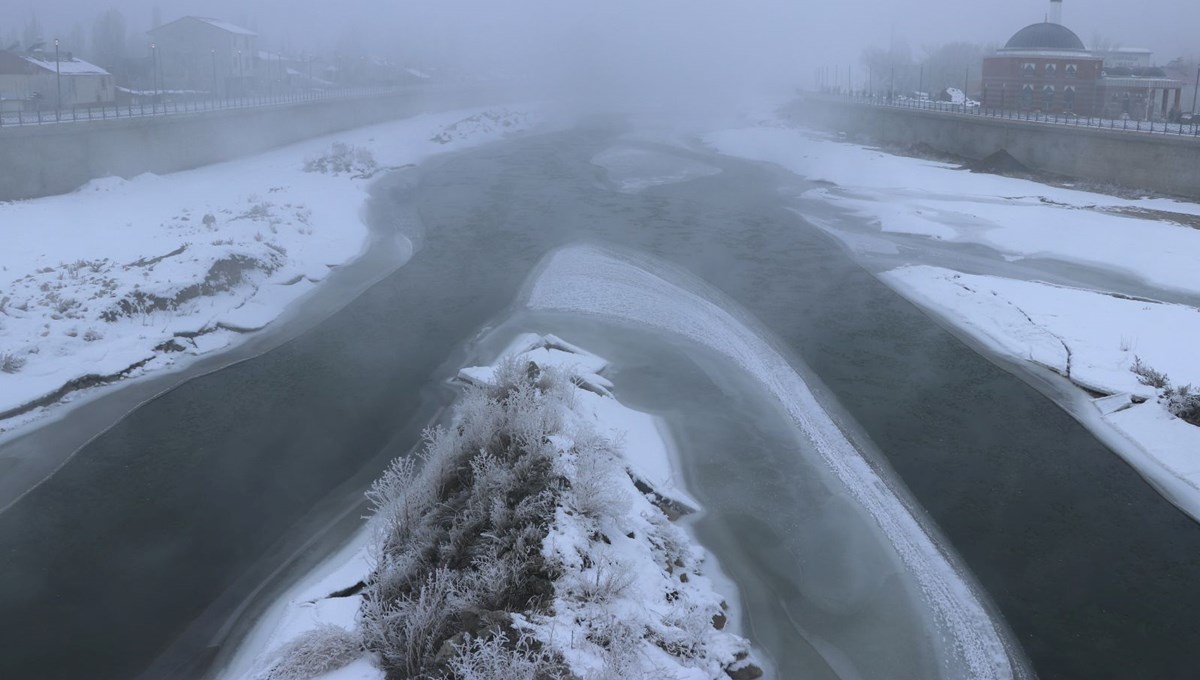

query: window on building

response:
[1064,86,1076,111]
[1065,63,1078,78]
[1043,85,1055,110]
[1045,63,1057,76]
[1022,62,1036,78]
[1022,83,1034,108]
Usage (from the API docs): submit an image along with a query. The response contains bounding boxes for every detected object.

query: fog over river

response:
[4,125,1200,680]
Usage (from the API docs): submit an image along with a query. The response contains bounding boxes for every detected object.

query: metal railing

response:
[825,91,1200,138]
[0,86,405,128]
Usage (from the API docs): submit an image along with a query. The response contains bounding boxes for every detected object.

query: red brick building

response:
[981,0,1183,119]
[982,21,1103,115]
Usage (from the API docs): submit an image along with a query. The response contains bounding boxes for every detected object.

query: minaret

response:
[1049,0,1063,24]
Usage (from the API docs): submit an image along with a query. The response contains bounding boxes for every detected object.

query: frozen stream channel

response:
[1,125,1199,679]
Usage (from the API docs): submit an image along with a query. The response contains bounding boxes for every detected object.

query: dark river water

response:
[2,125,1200,679]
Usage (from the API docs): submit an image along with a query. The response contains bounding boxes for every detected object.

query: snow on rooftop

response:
[21,56,109,76]
[194,17,257,36]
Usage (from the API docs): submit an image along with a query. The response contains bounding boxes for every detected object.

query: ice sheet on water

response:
[523,244,1023,679]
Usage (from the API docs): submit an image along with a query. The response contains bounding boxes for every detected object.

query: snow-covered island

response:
[706,118,1200,522]
[0,107,537,438]
[222,334,763,680]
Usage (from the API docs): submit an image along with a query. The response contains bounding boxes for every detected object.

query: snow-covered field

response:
[222,333,756,680]
[0,106,538,437]
[705,119,1200,522]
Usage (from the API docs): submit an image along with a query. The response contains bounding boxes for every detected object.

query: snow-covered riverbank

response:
[221,334,759,680]
[0,107,537,438]
[705,118,1200,522]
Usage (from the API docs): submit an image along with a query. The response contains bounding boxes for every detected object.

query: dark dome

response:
[1004,22,1086,50]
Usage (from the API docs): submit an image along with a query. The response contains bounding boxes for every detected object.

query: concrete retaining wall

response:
[0,88,469,202]
[790,96,1200,200]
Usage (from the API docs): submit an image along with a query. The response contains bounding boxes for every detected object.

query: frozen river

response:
[1,125,1199,679]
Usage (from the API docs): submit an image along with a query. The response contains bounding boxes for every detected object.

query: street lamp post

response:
[964,67,970,112]
[151,43,159,114]
[54,38,61,122]
[1192,66,1199,115]
[211,48,217,104]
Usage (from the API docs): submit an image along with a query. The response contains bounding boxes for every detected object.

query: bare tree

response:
[90,9,126,69]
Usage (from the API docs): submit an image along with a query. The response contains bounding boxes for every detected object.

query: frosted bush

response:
[1164,385,1200,426]
[448,630,565,680]
[1130,358,1200,426]
[1131,355,1169,389]
[1,352,26,374]
[359,366,570,677]
[303,142,378,176]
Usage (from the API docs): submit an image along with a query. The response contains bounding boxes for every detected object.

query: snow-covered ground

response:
[705,119,1200,522]
[221,333,756,680]
[0,106,538,437]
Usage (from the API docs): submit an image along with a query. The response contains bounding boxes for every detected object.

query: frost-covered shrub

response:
[1132,355,1170,389]
[256,624,361,680]
[1130,358,1200,427]
[303,142,378,176]
[568,430,630,520]
[1,352,26,374]
[360,364,569,677]
[448,630,565,680]
[1165,385,1200,427]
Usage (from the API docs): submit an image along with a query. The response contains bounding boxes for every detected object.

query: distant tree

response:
[1090,33,1121,53]
[91,9,126,68]
[860,40,914,96]
[22,14,43,51]
[919,42,993,98]
[150,6,162,30]
[69,22,86,58]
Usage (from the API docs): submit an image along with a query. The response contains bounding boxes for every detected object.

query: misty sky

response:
[2,1,1197,81]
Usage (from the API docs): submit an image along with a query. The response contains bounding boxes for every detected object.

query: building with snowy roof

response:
[0,49,114,111]
[147,17,258,97]
[981,0,1183,120]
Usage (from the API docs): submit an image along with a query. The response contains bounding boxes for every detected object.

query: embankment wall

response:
[790,96,1200,200]
[0,88,470,201]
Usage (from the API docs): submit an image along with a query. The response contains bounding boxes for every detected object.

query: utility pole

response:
[54,38,61,121]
